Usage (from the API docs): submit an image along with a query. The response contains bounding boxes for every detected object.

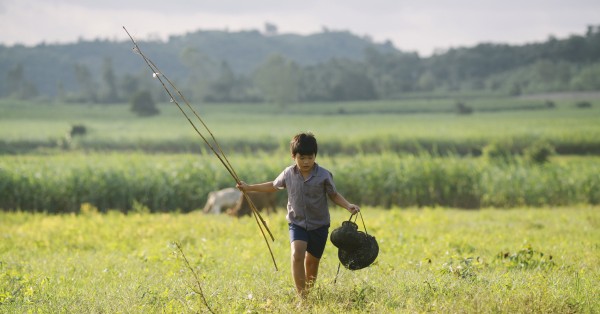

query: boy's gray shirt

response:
[273,163,337,230]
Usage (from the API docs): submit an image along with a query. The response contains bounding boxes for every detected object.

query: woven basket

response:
[330,214,379,270]
[330,220,363,251]
[338,231,379,270]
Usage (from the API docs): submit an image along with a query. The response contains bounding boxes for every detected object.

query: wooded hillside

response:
[1,25,599,103]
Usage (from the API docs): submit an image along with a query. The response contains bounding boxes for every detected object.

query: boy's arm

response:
[330,192,360,214]
[236,181,278,193]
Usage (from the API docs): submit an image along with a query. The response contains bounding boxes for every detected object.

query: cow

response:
[226,192,277,217]
[202,187,242,214]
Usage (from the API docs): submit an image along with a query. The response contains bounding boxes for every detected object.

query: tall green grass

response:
[0,153,284,213]
[1,208,598,313]
[1,153,598,213]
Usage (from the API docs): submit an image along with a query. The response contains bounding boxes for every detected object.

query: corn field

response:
[1,153,598,213]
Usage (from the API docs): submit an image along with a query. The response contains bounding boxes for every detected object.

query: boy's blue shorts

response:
[289,223,330,259]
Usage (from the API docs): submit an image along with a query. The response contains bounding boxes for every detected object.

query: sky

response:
[0,0,598,56]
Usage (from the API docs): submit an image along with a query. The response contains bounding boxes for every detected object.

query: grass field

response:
[1,96,599,313]
[1,98,600,155]
[1,207,598,313]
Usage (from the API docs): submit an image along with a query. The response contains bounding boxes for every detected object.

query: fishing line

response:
[123,26,278,271]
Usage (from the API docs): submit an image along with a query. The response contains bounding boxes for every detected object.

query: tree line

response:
[1,25,599,106]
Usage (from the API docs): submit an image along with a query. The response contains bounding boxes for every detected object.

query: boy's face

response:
[293,153,316,174]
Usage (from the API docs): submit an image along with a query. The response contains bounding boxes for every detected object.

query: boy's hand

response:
[347,204,360,214]
[236,181,248,191]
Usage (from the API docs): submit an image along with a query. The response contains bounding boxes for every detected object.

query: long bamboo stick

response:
[123,26,278,271]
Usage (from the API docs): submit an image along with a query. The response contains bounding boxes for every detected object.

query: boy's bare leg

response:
[305,252,320,291]
[291,240,308,298]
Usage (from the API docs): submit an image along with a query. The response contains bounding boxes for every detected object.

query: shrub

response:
[524,141,555,164]
[70,124,87,137]
[130,90,159,117]
[575,101,592,109]
[455,101,473,115]
[482,142,514,164]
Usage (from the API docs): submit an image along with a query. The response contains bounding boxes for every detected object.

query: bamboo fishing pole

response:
[123,26,278,271]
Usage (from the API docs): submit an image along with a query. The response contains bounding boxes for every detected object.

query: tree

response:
[416,70,436,91]
[5,64,24,95]
[119,73,140,99]
[204,61,236,102]
[327,59,377,101]
[264,22,278,36]
[509,82,522,96]
[5,63,38,100]
[74,63,97,103]
[254,54,300,106]
[100,57,120,103]
[130,90,159,116]
[571,63,600,90]
[180,47,219,101]
[299,58,377,101]
[365,48,422,98]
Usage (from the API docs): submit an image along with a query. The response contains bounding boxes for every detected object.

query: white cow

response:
[202,187,242,214]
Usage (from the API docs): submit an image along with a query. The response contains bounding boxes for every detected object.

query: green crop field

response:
[1,153,599,212]
[1,207,598,313]
[1,97,600,155]
[1,96,600,312]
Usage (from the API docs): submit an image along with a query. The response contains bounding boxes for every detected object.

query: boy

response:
[236,132,360,298]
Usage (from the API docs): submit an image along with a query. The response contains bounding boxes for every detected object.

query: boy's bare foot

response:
[296,290,308,309]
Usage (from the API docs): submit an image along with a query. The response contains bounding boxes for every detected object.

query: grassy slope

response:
[1,207,598,313]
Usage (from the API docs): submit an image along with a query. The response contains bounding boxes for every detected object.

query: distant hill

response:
[0,29,397,97]
[0,25,599,102]
[168,29,399,73]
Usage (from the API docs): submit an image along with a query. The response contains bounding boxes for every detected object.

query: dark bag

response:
[330,213,379,270]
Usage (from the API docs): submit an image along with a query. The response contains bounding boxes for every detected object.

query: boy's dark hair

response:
[290,132,318,156]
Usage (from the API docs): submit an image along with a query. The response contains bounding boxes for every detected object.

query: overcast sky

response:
[0,0,598,56]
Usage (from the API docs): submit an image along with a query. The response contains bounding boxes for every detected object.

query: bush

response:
[130,90,159,117]
[482,142,514,164]
[455,101,473,115]
[70,124,87,137]
[524,141,555,164]
[575,101,592,109]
